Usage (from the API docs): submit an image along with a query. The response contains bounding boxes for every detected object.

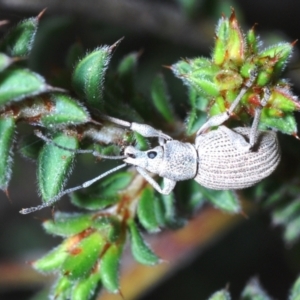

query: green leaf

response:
[92,216,122,243]
[200,187,241,213]
[128,219,160,265]
[0,68,52,105]
[137,186,160,232]
[240,278,272,300]
[72,44,116,109]
[117,52,138,101]
[72,272,102,300]
[258,43,293,75]
[158,192,185,229]
[246,27,259,54]
[189,87,210,110]
[43,212,92,237]
[0,116,15,190]
[33,243,69,273]
[0,16,39,57]
[65,42,84,71]
[40,93,90,127]
[62,231,105,280]
[100,243,124,293]
[225,11,245,64]
[134,132,149,151]
[71,171,132,210]
[151,74,174,122]
[187,76,219,96]
[283,215,300,244]
[208,290,231,300]
[0,53,14,72]
[19,133,43,160]
[268,88,300,113]
[272,200,300,226]
[177,180,206,215]
[289,275,300,300]
[38,132,79,201]
[214,69,243,91]
[186,108,207,135]
[213,16,229,65]
[52,276,72,300]
[261,112,297,135]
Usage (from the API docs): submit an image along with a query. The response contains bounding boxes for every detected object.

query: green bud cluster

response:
[172,9,299,135]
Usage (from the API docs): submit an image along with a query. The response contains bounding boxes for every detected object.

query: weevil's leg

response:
[20,163,128,214]
[35,130,93,154]
[197,69,258,136]
[100,114,172,141]
[248,86,271,147]
[136,167,176,194]
[35,130,126,160]
[219,83,269,152]
[218,126,252,152]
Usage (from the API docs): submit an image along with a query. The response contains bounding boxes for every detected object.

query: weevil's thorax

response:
[160,140,197,181]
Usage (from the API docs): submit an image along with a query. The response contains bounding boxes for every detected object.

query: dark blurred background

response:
[1,0,300,299]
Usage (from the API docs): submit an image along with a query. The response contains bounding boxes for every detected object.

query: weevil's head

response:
[123,145,164,174]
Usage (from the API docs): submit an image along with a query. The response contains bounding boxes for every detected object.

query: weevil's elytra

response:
[194,126,280,190]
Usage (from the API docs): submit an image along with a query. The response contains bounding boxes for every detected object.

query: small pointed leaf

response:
[200,187,241,213]
[71,171,132,210]
[137,186,160,232]
[213,16,229,65]
[19,133,43,160]
[72,45,114,109]
[0,17,38,57]
[240,278,273,300]
[33,243,68,273]
[72,272,102,300]
[272,200,300,226]
[62,231,105,280]
[43,212,92,237]
[261,112,297,135]
[258,43,293,75]
[52,276,72,300]
[151,74,174,122]
[38,132,79,201]
[0,53,14,72]
[208,290,231,300]
[0,68,51,105]
[128,219,160,265]
[283,215,300,244]
[0,116,15,190]
[92,216,122,243]
[246,27,259,54]
[117,52,138,100]
[65,42,84,70]
[40,93,90,127]
[100,243,124,293]
[289,275,300,300]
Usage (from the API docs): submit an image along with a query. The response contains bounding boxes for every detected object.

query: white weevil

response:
[20,72,280,214]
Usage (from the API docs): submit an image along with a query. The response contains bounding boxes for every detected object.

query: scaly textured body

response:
[194,127,280,189]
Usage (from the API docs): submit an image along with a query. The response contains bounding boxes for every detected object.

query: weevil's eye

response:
[127,153,136,158]
[147,151,157,159]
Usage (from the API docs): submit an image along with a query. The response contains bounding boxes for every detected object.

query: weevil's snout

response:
[123,146,142,165]
[123,145,164,172]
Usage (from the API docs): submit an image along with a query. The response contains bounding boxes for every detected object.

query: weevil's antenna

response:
[34,130,126,160]
[20,163,128,214]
